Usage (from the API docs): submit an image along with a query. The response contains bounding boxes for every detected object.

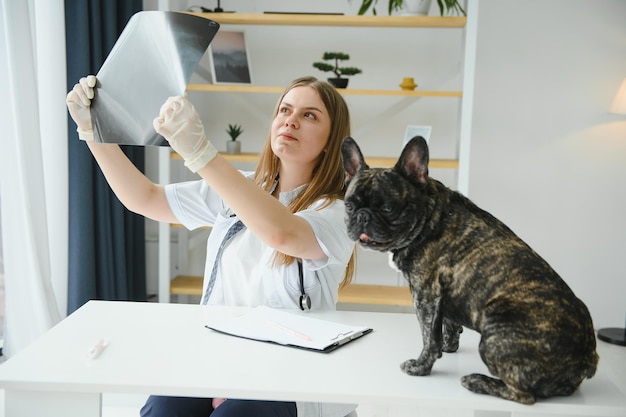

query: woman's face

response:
[270,86,331,166]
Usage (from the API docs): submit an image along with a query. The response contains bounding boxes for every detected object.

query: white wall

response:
[143,0,626,328]
[470,0,626,329]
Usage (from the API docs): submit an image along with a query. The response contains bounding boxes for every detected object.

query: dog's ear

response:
[396,136,429,184]
[342,136,369,184]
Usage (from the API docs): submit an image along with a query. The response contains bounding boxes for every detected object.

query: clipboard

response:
[205,306,373,353]
[92,11,220,146]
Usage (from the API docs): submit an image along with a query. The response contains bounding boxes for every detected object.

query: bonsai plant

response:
[226,123,243,154]
[356,0,466,16]
[312,52,362,88]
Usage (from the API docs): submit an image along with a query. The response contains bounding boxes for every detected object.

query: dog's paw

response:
[443,337,460,353]
[400,359,433,376]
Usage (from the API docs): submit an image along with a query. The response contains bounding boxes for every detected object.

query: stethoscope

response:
[297,261,311,311]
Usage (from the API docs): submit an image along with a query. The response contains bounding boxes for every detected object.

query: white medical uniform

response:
[164,172,357,417]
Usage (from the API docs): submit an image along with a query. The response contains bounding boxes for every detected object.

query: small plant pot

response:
[400,0,432,15]
[328,78,349,89]
[226,140,241,155]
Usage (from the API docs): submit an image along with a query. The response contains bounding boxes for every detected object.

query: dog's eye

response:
[381,205,393,214]
[345,202,354,212]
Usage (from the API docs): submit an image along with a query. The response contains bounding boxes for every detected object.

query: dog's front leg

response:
[401,296,443,376]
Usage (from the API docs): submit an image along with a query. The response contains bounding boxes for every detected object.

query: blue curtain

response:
[65,0,146,314]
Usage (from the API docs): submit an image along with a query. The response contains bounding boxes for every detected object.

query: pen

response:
[268,321,312,341]
[87,337,108,360]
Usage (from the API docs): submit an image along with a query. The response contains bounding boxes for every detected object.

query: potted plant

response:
[356,0,466,16]
[226,123,243,155]
[312,52,362,88]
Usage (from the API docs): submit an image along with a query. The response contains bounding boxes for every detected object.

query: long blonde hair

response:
[253,76,355,288]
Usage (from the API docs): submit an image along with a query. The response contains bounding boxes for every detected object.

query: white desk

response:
[0,300,624,417]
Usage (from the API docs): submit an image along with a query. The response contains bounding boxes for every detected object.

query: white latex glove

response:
[66,75,97,141]
[153,96,217,173]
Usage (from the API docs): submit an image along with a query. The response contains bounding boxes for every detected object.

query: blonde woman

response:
[67,75,357,417]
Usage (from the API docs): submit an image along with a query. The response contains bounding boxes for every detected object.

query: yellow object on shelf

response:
[399,77,418,90]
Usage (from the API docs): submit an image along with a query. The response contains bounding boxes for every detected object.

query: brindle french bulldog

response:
[341,136,598,404]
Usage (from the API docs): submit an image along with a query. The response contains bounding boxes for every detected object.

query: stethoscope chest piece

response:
[299,293,311,311]
[297,260,311,311]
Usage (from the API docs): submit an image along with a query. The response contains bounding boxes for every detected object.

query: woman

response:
[66,75,357,417]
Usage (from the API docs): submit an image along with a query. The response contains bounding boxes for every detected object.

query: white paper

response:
[205,306,372,352]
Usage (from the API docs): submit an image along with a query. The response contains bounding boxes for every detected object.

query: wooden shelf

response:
[171,223,211,230]
[338,284,412,307]
[171,152,458,169]
[186,84,462,98]
[170,275,203,296]
[365,156,459,169]
[170,152,259,164]
[186,12,466,28]
[170,275,412,306]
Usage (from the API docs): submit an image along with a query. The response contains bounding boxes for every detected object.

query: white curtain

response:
[0,0,67,357]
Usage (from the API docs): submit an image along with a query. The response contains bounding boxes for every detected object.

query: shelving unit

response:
[157,5,478,303]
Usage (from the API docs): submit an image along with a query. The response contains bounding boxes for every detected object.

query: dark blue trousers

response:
[140,395,297,417]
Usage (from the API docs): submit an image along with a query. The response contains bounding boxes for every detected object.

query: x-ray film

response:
[92,11,219,146]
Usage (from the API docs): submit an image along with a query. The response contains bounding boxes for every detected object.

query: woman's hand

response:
[153,96,218,173]
[66,75,97,141]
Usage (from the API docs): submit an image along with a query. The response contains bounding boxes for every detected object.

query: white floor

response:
[101,394,148,417]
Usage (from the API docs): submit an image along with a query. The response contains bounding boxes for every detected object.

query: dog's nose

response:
[357,211,369,226]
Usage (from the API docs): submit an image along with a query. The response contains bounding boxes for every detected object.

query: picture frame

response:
[209,30,252,84]
[402,125,432,148]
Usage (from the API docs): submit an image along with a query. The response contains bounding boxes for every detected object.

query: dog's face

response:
[341,136,431,252]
